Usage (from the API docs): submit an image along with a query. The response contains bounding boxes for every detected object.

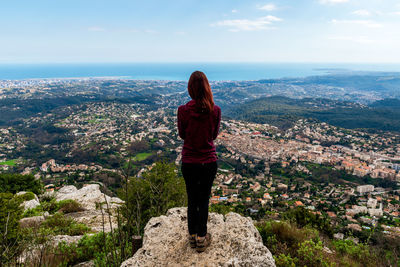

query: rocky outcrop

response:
[121,207,276,267]
[55,184,124,210]
[18,184,123,233]
[50,235,86,246]
[17,185,124,266]
[65,210,119,232]
[55,184,123,232]
[16,191,40,210]
[18,235,87,265]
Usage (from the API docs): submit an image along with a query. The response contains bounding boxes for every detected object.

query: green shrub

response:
[283,206,334,237]
[0,193,24,264]
[274,253,297,267]
[57,230,132,266]
[41,213,90,236]
[332,239,375,266]
[255,219,382,267]
[256,220,318,255]
[57,199,85,213]
[297,239,334,267]
[120,161,187,235]
[209,203,234,215]
[0,173,43,194]
[15,191,36,202]
[22,205,44,218]
[40,197,61,214]
[57,232,106,265]
[39,192,56,203]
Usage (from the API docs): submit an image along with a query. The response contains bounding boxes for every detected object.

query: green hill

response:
[226,96,400,132]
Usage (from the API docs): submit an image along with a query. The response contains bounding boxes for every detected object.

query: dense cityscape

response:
[1,78,399,238]
[1,77,399,266]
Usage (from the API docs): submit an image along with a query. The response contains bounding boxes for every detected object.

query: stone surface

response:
[56,184,122,233]
[55,184,124,210]
[73,261,95,267]
[23,198,41,210]
[18,235,87,265]
[50,235,86,246]
[16,191,41,211]
[121,207,276,267]
[65,210,119,232]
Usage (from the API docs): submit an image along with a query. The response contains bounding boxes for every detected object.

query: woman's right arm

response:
[177,107,186,140]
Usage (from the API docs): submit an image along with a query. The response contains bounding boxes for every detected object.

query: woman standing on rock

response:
[177,71,221,253]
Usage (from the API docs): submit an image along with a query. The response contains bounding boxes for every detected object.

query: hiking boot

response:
[189,234,197,248]
[196,233,211,253]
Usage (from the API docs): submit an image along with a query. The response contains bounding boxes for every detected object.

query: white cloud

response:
[331,19,382,28]
[87,27,105,32]
[352,9,370,16]
[212,15,282,32]
[320,0,349,4]
[392,11,400,15]
[174,31,186,35]
[232,9,238,13]
[258,3,276,11]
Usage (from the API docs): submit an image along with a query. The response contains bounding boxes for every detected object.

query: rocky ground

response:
[17,184,124,266]
[121,207,276,267]
[17,190,276,266]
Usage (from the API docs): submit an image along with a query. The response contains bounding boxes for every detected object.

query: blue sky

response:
[1,0,400,63]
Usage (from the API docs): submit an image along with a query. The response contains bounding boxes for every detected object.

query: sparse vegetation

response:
[57,199,85,214]
[40,212,91,236]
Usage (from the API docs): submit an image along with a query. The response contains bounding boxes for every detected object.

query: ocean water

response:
[1,63,400,81]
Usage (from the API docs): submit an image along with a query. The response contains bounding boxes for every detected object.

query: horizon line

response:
[1,61,400,65]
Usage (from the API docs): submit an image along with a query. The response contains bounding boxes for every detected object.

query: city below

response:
[1,73,400,265]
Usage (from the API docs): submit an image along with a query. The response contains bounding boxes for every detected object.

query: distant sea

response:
[1,63,400,81]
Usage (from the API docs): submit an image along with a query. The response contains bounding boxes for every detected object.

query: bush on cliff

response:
[0,193,24,265]
[255,219,395,267]
[41,213,90,236]
[57,231,120,266]
[120,161,187,235]
[57,199,85,214]
[0,173,43,194]
[282,206,334,238]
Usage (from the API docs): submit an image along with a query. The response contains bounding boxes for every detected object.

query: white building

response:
[367,198,378,209]
[356,185,374,194]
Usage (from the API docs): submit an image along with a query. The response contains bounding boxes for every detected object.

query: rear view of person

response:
[177,71,221,253]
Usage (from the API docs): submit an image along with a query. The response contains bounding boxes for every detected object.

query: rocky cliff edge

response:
[121,207,276,267]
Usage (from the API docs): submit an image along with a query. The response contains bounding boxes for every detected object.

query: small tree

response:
[121,161,187,235]
[0,193,24,265]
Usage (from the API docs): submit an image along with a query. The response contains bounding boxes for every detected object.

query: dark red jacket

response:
[177,100,221,163]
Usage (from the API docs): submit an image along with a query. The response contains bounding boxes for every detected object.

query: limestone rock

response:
[121,207,276,267]
[18,235,87,265]
[65,210,119,232]
[73,261,95,267]
[56,184,124,210]
[23,198,41,210]
[16,191,40,211]
[50,235,86,246]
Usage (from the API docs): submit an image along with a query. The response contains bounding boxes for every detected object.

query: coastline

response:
[1,63,400,81]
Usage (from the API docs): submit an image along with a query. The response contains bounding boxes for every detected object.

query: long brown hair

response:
[188,71,214,113]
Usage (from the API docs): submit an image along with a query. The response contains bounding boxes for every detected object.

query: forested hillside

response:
[226,96,400,132]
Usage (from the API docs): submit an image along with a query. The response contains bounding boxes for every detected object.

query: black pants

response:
[181,161,217,237]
